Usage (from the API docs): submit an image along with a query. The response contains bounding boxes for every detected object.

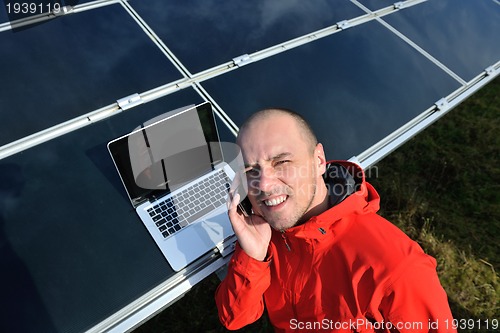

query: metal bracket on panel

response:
[485,66,498,76]
[232,54,253,67]
[435,98,449,111]
[394,2,405,9]
[53,5,74,16]
[117,93,144,111]
[216,235,237,258]
[336,20,350,30]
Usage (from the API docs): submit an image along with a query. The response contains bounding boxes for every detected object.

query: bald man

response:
[216,109,455,333]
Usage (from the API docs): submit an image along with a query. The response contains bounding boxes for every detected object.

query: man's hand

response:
[227,178,271,261]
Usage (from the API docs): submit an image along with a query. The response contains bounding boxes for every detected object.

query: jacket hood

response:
[282,160,380,239]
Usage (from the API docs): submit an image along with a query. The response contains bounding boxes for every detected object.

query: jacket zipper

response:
[280,230,291,251]
[283,229,300,321]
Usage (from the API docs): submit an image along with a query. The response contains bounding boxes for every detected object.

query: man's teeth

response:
[264,196,287,207]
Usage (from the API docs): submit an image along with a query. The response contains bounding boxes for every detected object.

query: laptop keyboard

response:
[147,170,231,239]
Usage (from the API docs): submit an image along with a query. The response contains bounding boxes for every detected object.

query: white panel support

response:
[347,155,362,166]
[0,104,121,160]
[336,20,350,30]
[232,54,253,67]
[485,65,499,76]
[117,93,144,111]
[434,98,450,111]
[394,2,405,9]
[52,5,74,16]
[0,0,121,32]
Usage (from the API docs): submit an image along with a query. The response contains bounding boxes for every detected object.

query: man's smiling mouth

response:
[263,195,288,207]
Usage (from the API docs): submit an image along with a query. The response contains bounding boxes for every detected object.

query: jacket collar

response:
[279,160,380,240]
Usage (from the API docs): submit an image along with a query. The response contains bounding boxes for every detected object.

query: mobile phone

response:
[230,183,253,217]
[237,195,253,217]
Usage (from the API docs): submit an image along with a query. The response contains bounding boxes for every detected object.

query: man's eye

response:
[275,160,289,166]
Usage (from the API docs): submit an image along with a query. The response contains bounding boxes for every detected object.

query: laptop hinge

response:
[216,234,237,258]
[117,93,144,111]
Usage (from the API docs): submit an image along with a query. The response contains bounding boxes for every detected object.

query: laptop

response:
[107,102,238,271]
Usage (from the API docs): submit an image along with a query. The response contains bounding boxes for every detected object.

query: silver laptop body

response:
[107,102,236,271]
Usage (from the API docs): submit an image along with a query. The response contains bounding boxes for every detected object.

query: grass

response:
[367,76,500,327]
[133,77,499,332]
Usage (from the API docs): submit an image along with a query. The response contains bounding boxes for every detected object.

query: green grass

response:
[133,77,499,332]
[366,76,500,327]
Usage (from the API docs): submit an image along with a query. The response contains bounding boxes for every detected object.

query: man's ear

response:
[315,143,327,175]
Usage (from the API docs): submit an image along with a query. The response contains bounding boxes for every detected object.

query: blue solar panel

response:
[382,0,500,81]
[0,3,183,145]
[0,88,205,333]
[202,20,461,160]
[0,0,498,332]
[130,0,365,73]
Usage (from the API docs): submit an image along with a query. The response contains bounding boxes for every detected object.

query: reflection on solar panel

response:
[0,1,498,332]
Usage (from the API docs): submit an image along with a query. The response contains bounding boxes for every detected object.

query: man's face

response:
[238,113,326,231]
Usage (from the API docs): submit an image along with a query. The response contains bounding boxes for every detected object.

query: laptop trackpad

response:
[198,211,233,242]
[164,211,233,271]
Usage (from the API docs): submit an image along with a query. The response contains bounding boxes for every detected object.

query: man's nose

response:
[255,165,276,194]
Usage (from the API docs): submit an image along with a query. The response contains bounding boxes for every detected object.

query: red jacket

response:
[216,161,455,332]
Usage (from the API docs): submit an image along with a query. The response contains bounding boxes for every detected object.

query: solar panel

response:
[0,3,183,145]
[382,0,500,81]
[201,20,461,159]
[0,0,498,332]
[130,0,365,73]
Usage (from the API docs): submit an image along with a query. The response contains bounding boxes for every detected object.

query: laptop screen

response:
[108,103,224,207]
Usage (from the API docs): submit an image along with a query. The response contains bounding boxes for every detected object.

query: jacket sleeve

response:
[215,243,272,330]
[380,253,457,333]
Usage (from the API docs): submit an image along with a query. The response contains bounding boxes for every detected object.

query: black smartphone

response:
[230,183,253,217]
[237,195,253,217]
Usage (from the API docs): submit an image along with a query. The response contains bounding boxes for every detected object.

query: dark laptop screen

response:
[108,103,223,207]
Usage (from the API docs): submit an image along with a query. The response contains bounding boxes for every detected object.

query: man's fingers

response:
[227,192,245,227]
[227,191,240,212]
[228,171,242,195]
